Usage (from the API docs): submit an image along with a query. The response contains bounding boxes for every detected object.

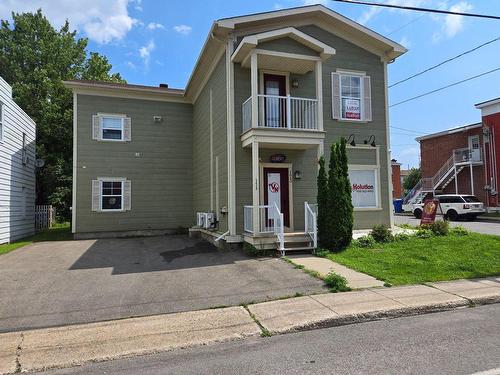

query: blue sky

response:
[2,0,500,168]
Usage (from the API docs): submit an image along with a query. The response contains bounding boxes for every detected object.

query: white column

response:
[252,141,260,233]
[454,166,458,194]
[317,142,324,169]
[315,60,323,131]
[250,52,258,129]
[470,163,474,195]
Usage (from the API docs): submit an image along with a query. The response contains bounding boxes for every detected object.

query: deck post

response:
[315,60,323,131]
[250,52,258,129]
[470,162,474,195]
[252,140,260,233]
[454,165,458,194]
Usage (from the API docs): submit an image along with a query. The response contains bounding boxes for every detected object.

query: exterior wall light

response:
[364,135,376,147]
[292,79,299,88]
[294,170,302,180]
[347,134,356,147]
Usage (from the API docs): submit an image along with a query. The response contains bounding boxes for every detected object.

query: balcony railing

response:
[454,147,482,164]
[242,94,318,133]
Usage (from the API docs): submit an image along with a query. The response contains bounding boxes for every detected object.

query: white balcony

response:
[242,94,319,133]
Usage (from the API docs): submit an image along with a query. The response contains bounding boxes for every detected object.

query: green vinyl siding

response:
[192,52,228,232]
[75,95,193,234]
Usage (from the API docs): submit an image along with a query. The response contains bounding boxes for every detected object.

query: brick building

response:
[405,97,500,210]
[391,159,402,198]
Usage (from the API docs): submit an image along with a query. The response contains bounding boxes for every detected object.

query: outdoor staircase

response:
[277,232,315,254]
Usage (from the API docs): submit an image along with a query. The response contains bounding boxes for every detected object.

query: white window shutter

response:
[92,180,100,211]
[123,117,131,141]
[331,73,341,120]
[123,180,132,211]
[363,76,372,122]
[92,115,101,140]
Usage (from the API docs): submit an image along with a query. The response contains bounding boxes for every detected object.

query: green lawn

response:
[0,222,72,256]
[323,232,500,285]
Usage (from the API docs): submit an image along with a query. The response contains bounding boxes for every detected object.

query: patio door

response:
[263,167,290,228]
[468,135,480,162]
[263,74,287,128]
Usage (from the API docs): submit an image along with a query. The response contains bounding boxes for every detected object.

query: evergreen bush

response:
[370,224,393,243]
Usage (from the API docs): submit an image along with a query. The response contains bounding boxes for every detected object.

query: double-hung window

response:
[92,178,131,212]
[340,75,362,120]
[101,181,123,210]
[332,71,372,122]
[101,116,124,140]
[92,114,131,142]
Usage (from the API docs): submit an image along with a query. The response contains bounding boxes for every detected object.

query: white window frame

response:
[348,164,382,211]
[99,113,125,142]
[0,101,4,143]
[98,177,126,212]
[338,70,364,122]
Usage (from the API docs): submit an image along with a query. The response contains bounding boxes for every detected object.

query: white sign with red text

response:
[349,169,377,208]
[344,99,361,120]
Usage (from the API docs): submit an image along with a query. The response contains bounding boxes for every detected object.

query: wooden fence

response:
[35,205,55,231]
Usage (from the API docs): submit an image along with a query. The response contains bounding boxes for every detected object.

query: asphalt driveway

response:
[0,235,325,333]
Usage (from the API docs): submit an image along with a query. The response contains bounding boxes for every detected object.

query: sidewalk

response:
[1,278,499,374]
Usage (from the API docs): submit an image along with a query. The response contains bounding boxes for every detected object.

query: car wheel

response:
[413,209,422,219]
[447,209,459,221]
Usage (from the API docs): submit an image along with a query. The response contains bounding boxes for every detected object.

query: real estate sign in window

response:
[349,169,378,208]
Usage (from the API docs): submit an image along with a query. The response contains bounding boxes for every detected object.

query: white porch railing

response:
[242,94,318,132]
[304,202,317,249]
[244,203,285,253]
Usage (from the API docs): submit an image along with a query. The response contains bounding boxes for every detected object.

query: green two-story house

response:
[65,4,406,252]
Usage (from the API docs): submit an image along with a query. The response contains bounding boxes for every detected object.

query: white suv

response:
[410,194,485,221]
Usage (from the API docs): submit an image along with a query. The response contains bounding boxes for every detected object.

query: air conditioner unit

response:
[196,212,216,229]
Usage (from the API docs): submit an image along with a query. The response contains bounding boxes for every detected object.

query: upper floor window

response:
[332,72,372,122]
[92,114,131,142]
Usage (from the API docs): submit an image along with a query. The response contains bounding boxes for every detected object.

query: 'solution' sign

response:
[270,154,286,163]
[349,169,377,208]
[420,199,440,225]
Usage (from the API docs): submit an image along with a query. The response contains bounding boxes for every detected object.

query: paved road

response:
[0,235,325,333]
[395,214,500,236]
[41,304,500,375]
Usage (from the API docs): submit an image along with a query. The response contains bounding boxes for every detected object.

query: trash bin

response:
[393,199,403,213]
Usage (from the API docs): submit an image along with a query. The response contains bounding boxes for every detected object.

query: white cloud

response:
[139,39,155,66]
[0,0,137,44]
[147,22,165,30]
[357,0,429,25]
[399,35,411,48]
[173,24,192,35]
[432,1,472,42]
[125,61,136,69]
[131,0,142,12]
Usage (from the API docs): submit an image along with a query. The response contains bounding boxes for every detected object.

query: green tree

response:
[326,142,341,249]
[0,10,125,220]
[403,167,422,193]
[336,137,353,249]
[317,156,328,248]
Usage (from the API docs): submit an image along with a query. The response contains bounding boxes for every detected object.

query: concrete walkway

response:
[1,278,499,374]
[288,254,385,289]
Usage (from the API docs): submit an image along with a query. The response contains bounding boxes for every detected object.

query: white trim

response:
[259,162,294,231]
[192,46,226,103]
[226,36,237,236]
[259,70,291,96]
[72,93,77,233]
[475,97,500,109]
[416,123,482,142]
[97,177,127,212]
[252,49,322,62]
[232,26,335,64]
[383,61,393,227]
[336,70,365,122]
[217,5,406,58]
[210,89,214,211]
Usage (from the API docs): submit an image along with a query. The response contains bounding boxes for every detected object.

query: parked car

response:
[409,194,485,221]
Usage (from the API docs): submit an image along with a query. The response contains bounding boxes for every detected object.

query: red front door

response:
[263,74,287,128]
[263,167,290,227]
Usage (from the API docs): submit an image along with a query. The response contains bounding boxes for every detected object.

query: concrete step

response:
[280,236,311,244]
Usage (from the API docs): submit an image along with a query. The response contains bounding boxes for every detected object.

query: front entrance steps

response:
[278,232,315,254]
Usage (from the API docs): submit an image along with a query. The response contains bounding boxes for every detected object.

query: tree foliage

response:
[0,10,125,220]
[403,167,422,193]
[317,138,354,251]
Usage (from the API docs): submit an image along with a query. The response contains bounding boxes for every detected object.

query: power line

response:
[387,13,426,36]
[331,0,500,20]
[390,126,425,135]
[390,67,500,107]
[389,36,500,88]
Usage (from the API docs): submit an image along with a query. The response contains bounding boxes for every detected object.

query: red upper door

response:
[263,74,287,128]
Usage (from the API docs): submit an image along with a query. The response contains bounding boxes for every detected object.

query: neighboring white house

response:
[0,76,36,244]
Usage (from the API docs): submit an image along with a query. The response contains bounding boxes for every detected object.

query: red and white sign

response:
[420,199,440,225]
[344,99,361,120]
[267,173,281,210]
[349,169,377,208]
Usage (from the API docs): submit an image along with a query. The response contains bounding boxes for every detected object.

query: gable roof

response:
[416,122,482,142]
